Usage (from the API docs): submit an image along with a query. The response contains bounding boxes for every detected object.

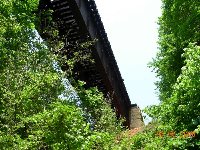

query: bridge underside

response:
[39,0,131,127]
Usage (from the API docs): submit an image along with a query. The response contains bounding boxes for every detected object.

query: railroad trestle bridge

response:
[39,0,143,128]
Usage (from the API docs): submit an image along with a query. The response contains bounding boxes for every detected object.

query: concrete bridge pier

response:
[129,104,144,129]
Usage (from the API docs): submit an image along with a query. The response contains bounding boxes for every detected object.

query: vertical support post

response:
[129,104,144,129]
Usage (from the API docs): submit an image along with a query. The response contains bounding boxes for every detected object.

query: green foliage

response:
[133,0,200,149]
[0,0,127,149]
[151,0,200,101]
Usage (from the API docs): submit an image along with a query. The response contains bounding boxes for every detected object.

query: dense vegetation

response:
[129,0,200,149]
[0,0,131,149]
[1,0,200,149]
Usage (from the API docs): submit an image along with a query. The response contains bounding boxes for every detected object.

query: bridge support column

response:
[129,104,144,129]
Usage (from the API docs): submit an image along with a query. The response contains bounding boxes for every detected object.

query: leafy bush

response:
[0,0,125,149]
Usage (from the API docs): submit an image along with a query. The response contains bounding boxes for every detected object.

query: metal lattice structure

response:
[38,0,131,127]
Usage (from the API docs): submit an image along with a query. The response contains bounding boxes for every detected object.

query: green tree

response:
[0,0,126,149]
[128,0,200,149]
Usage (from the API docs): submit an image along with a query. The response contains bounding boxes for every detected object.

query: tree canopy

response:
[0,0,131,149]
[130,0,200,149]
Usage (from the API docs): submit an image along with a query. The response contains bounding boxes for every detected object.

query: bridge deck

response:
[39,0,131,127]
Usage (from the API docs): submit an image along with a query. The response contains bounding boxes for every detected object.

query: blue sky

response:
[95,0,162,113]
